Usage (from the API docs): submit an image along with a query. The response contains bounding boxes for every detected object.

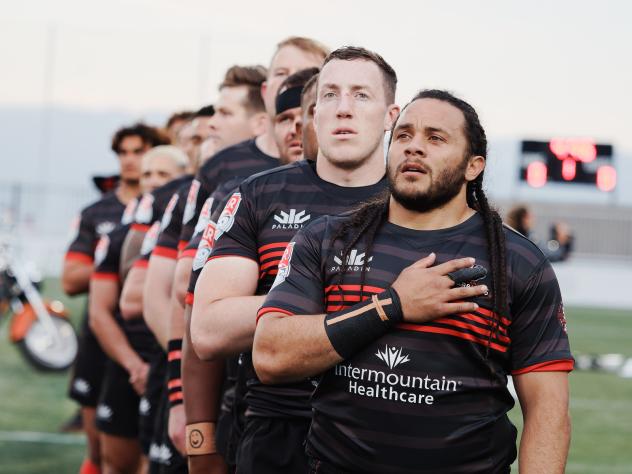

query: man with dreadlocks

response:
[255,90,573,473]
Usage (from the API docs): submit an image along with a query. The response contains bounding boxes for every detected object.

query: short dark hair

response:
[219,65,267,114]
[111,123,170,153]
[278,67,320,96]
[322,46,397,104]
[195,104,215,117]
[165,111,195,130]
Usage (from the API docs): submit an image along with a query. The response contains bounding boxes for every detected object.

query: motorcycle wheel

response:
[17,314,78,371]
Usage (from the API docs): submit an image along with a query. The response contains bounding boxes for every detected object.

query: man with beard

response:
[188,48,395,474]
[255,90,573,474]
[63,123,169,474]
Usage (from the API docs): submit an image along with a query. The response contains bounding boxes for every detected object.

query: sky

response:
[1,0,631,152]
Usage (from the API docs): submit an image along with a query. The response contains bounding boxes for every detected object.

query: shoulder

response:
[241,161,303,191]
[504,224,549,269]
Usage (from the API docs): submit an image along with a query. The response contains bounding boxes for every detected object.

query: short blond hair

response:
[275,37,330,62]
[142,145,188,170]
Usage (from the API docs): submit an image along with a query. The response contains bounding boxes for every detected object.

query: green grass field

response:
[0,280,631,473]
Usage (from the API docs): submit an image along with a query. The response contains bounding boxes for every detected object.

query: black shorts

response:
[235,416,310,474]
[95,359,139,438]
[148,373,187,474]
[140,353,166,455]
[68,311,107,407]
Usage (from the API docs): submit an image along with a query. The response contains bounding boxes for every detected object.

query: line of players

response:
[63,37,573,474]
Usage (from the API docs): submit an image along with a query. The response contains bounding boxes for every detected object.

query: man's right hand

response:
[127,360,149,395]
[391,253,488,324]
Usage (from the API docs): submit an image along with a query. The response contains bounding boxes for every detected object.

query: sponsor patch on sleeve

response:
[215,193,242,240]
[270,242,295,290]
[183,180,200,224]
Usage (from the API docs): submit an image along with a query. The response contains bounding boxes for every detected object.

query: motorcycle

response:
[0,236,78,371]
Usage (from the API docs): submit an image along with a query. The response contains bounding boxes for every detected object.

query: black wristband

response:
[324,288,403,360]
[167,339,183,408]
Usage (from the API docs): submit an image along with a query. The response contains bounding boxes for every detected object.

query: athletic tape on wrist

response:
[167,339,183,408]
[186,422,216,456]
[324,287,403,360]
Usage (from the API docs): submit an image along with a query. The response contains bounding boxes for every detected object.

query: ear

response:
[250,112,269,137]
[384,104,400,131]
[465,155,486,182]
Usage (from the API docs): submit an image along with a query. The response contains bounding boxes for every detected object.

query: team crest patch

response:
[215,193,242,240]
[141,221,160,255]
[160,194,179,232]
[557,303,568,334]
[94,235,110,267]
[192,221,218,271]
[194,197,215,236]
[121,199,138,225]
[183,180,200,224]
[271,242,295,290]
[135,194,155,224]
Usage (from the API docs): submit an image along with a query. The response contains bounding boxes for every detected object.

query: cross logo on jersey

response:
[215,193,242,240]
[270,242,295,290]
[183,180,200,224]
[272,209,311,229]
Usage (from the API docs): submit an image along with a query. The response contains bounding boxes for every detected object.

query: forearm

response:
[191,295,266,360]
[143,285,172,349]
[119,268,145,319]
[90,309,143,372]
[253,313,341,384]
[519,405,571,473]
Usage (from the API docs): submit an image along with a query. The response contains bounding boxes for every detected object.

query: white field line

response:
[0,430,85,445]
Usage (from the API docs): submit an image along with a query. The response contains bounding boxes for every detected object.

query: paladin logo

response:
[331,249,373,272]
[376,345,410,369]
[272,209,311,229]
[96,404,113,421]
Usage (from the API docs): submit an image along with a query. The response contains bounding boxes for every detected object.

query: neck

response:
[388,187,475,231]
[116,181,140,205]
[255,130,280,158]
[316,147,385,188]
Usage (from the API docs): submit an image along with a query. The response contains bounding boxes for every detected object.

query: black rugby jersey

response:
[132,175,192,269]
[197,160,387,419]
[65,191,126,265]
[259,213,574,473]
[92,224,158,358]
[177,139,278,254]
[151,176,195,260]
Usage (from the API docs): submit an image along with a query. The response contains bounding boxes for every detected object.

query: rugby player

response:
[89,145,188,474]
[63,123,169,474]
[187,47,397,474]
[165,111,195,145]
[255,90,574,473]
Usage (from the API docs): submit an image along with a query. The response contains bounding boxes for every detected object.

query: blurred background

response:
[0,0,630,472]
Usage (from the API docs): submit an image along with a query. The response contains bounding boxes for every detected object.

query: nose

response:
[336,93,353,118]
[292,116,303,137]
[404,134,425,158]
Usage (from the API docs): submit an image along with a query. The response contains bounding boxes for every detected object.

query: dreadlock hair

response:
[330,89,508,357]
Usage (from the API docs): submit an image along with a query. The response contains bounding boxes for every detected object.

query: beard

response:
[388,157,468,213]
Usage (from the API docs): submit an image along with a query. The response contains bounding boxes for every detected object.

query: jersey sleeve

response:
[65,208,97,264]
[257,225,326,323]
[133,221,160,269]
[508,259,574,374]
[92,229,125,283]
[153,191,183,260]
[131,193,155,232]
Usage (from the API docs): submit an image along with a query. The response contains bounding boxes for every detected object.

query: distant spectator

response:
[506,204,573,262]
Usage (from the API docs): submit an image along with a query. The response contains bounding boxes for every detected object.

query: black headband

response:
[275,85,303,115]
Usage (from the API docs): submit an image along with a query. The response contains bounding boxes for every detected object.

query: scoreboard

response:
[519,138,616,191]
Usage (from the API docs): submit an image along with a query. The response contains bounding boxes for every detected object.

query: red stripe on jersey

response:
[256,307,295,324]
[511,359,574,375]
[258,242,290,254]
[131,223,150,232]
[435,317,511,344]
[185,292,194,306]
[168,350,182,361]
[260,259,281,271]
[169,392,184,402]
[397,323,509,353]
[475,306,511,328]
[65,251,94,265]
[458,312,509,335]
[325,284,386,295]
[167,379,182,389]
[259,251,286,262]
[178,248,196,260]
[152,246,178,260]
[327,294,371,303]
[132,259,148,269]
[177,240,188,252]
[91,272,118,282]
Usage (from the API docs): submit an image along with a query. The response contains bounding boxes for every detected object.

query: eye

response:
[355,92,369,100]
[396,132,411,141]
[429,135,445,142]
[323,91,336,99]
